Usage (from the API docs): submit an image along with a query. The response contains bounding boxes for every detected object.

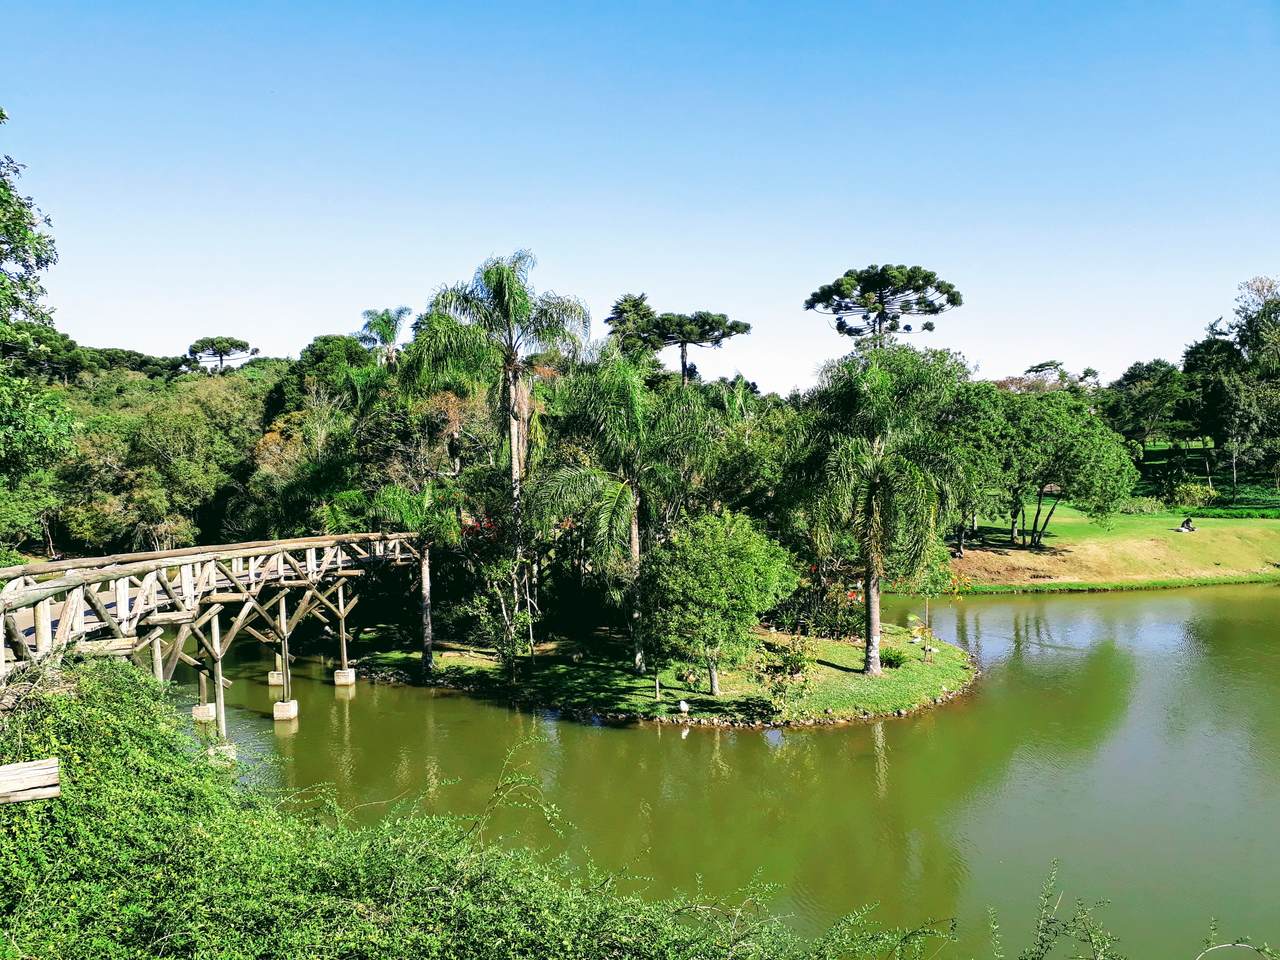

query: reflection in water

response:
[175,584,1280,955]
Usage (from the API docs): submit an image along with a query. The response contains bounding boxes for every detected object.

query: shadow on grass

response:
[410,644,778,724]
[815,657,863,675]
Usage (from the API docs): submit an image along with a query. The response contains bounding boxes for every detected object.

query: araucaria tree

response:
[188,336,258,371]
[603,294,750,384]
[805,264,962,339]
[801,345,964,675]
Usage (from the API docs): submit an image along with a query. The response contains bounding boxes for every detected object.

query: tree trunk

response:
[680,342,689,385]
[1009,509,1020,546]
[420,542,433,676]
[955,522,966,557]
[708,658,720,696]
[506,366,524,613]
[1029,489,1045,548]
[864,568,882,676]
[629,507,645,673]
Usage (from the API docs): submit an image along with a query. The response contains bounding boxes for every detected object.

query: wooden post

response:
[114,577,130,629]
[337,582,348,670]
[151,633,164,681]
[34,598,52,655]
[180,563,196,608]
[278,593,291,702]
[71,586,85,635]
[211,613,227,738]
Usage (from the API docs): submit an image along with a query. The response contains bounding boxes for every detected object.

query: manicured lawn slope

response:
[0,660,934,960]
[953,507,1280,591]
[374,626,974,724]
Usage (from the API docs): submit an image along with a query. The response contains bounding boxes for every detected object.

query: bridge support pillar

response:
[267,670,284,686]
[192,702,216,723]
[273,699,298,721]
[211,613,227,739]
[333,668,355,686]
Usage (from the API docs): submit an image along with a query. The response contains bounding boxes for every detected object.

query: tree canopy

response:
[0,108,57,328]
[188,336,258,370]
[805,264,962,338]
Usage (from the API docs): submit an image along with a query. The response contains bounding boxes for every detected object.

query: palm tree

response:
[533,346,718,673]
[357,307,412,368]
[803,345,961,675]
[429,252,589,601]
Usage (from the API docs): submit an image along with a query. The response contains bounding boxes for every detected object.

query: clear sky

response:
[5,1,1279,393]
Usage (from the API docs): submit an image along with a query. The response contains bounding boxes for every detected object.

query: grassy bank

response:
[953,506,1280,592]
[0,659,939,959]
[368,625,975,726]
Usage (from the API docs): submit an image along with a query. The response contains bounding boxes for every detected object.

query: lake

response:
[180,584,1280,954]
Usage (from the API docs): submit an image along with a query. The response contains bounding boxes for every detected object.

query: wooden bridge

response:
[0,533,420,736]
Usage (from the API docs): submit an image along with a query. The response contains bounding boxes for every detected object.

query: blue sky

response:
[5,1,1279,392]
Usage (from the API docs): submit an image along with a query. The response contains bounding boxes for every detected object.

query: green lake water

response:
[180,584,1280,954]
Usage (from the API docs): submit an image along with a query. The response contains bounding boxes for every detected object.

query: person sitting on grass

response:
[1178,516,1196,533]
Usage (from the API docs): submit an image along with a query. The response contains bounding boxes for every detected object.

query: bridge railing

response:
[0,532,420,732]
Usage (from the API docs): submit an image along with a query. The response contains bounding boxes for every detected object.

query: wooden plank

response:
[78,635,137,657]
[141,610,196,626]
[0,758,60,804]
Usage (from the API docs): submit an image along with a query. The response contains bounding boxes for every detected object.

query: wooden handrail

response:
[0,532,416,582]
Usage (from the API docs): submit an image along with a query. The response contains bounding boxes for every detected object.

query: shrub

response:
[1118,496,1167,515]
[879,647,908,669]
[1169,482,1217,508]
[639,511,797,695]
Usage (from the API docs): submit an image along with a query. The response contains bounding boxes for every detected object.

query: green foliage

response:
[639,511,796,693]
[754,633,814,708]
[57,366,284,549]
[1000,389,1138,547]
[1101,359,1189,447]
[1170,481,1217,508]
[1116,495,1167,515]
[187,335,258,370]
[878,647,907,669]
[0,658,961,960]
[603,294,749,382]
[0,108,57,327]
[804,264,962,338]
[357,306,411,367]
[0,362,73,483]
[0,468,60,552]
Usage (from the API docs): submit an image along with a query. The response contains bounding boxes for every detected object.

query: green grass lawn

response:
[954,504,1280,591]
[366,625,975,725]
